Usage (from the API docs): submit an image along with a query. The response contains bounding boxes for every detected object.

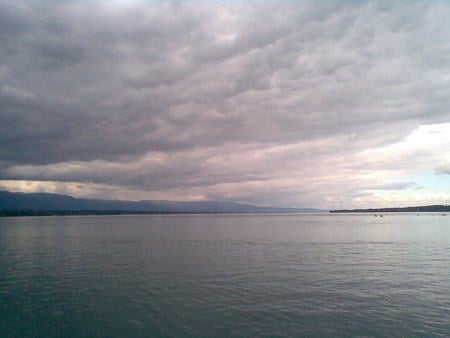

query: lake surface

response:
[1,213,449,337]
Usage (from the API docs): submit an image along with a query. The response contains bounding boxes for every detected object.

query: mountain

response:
[0,191,326,215]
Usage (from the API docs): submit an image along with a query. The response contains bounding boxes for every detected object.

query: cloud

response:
[435,163,450,175]
[1,0,450,207]
[366,182,419,191]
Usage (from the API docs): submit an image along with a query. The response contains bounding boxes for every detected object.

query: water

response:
[1,213,449,337]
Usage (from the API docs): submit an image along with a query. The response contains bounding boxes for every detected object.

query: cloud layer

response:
[1,0,450,208]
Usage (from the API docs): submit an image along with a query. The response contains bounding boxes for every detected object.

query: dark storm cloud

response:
[1,0,450,207]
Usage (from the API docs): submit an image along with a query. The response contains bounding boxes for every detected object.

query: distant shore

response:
[330,205,450,213]
[0,210,200,217]
[0,210,326,217]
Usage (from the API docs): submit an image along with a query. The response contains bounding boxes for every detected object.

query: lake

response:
[1,213,449,337]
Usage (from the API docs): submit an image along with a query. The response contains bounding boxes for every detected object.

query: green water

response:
[1,214,449,337]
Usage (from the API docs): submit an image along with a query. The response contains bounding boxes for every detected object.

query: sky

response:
[1,0,449,209]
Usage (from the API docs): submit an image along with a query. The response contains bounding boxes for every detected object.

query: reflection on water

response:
[1,214,449,337]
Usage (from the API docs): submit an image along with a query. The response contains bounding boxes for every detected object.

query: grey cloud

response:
[435,164,450,175]
[1,0,450,206]
[0,131,431,208]
[367,182,418,191]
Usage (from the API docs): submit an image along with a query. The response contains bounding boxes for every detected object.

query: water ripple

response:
[1,214,450,337]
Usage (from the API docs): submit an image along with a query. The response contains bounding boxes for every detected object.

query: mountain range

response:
[0,190,326,215]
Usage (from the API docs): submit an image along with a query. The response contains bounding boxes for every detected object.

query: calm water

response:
[1,213,449,337]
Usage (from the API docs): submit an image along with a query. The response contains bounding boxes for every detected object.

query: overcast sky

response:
[1,0,449,208]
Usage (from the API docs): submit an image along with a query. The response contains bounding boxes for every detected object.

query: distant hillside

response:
[330,205,450,213]
[0,191,326,216]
